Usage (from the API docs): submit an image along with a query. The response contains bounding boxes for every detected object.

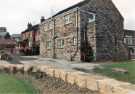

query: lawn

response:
[0,73,38,94]
[94,60,135,84]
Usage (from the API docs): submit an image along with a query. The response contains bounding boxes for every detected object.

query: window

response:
[64,14,72,24]
[88,14,95,23]
[73,37,77,46]
[124,36,133,45]
[48,22,53,30]
[46,41,52,49]
[57,39,64,48]
[129,48,134,54]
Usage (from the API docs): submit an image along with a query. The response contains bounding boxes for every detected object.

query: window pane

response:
[57,39,64,48]
[47,41,52,49]
[88,14,95,23]
[64,15,72,24]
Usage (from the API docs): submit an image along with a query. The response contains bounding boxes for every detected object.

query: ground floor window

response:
[46,41,52,49]
[57,39,64,48]
[129,48,135,54]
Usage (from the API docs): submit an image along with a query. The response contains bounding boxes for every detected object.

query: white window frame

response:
[124,35,133,45]
[88,14,95,23]
[46,41,52,49]
[57,39,64,48]
[73,37,77,46]
[64,14,72,24]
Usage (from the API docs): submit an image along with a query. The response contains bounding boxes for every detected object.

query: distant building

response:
[0,32,10,39]
[11,34,22,54]
[0,27,16,54]
[0,38,16,53]
[12,34,21,43]
[21,23,40,55]
[40,0,128,62]
[124,30,135,59]
[0,27,7,32]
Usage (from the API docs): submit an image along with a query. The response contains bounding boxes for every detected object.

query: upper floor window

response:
[73,37,77,46]
[88,14,95,23]
[57,39,64,48]
[48,22,53,30]
[64,14,72,24]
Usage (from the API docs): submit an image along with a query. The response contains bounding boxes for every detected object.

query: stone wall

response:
[81,0,128,60]
[80,0,128,61]
[40,8,81,61]
[0,63,135,94]
[40,0,128,61]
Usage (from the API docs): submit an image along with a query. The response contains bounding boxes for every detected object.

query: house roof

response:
[53,0,89,17]
[12,34,21,38]
[124,29,135,36]
[0,32,9,37]
[45,0,123,20]
[22,24,39,34]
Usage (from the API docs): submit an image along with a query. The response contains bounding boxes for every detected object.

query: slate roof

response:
[12,34,21,38]
[124,29,135,36]
[22,24,39,34]
[47,0,123,20]
[53,0,89,17]
[0,32,9,37]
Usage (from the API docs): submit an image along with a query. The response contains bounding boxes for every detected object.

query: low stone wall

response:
[0,63,135,94]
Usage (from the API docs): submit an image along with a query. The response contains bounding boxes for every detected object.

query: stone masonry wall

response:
[0,63,135,94]
[79,11,96,61]
[40,8,82,61]
[40,0,128,61]
[80,0,128,61]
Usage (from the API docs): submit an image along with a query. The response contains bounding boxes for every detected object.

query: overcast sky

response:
[0,0,134,34]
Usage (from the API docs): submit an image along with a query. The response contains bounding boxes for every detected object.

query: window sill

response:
[64,22,73,26]
[47,48,51,50]
[57,47,64,49]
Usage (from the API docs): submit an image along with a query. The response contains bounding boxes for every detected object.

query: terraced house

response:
[40,0,128,62]
[21,23,40,55]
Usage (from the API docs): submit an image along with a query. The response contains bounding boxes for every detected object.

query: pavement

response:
[19,56,100,73]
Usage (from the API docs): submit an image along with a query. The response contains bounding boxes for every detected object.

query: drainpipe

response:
[70,8,79,61]
[76,8,79,50]
[52,17,56,59]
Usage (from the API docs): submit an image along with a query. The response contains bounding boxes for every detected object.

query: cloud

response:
[0,0,134,34]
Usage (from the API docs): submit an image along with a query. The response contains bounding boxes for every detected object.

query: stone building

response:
[40,0,128,62]
[21,23,40,55]
[124,30,135,59]
[0,27,16,54]
[0,27,7,32]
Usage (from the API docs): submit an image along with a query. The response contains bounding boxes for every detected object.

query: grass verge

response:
[0,73,37,94]
[94,60,135,84]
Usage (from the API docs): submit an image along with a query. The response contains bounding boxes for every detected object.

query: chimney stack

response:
[40,16,45,23]
[27,23,32,30]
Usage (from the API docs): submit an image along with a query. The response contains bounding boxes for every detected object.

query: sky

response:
[0,0,134,34]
